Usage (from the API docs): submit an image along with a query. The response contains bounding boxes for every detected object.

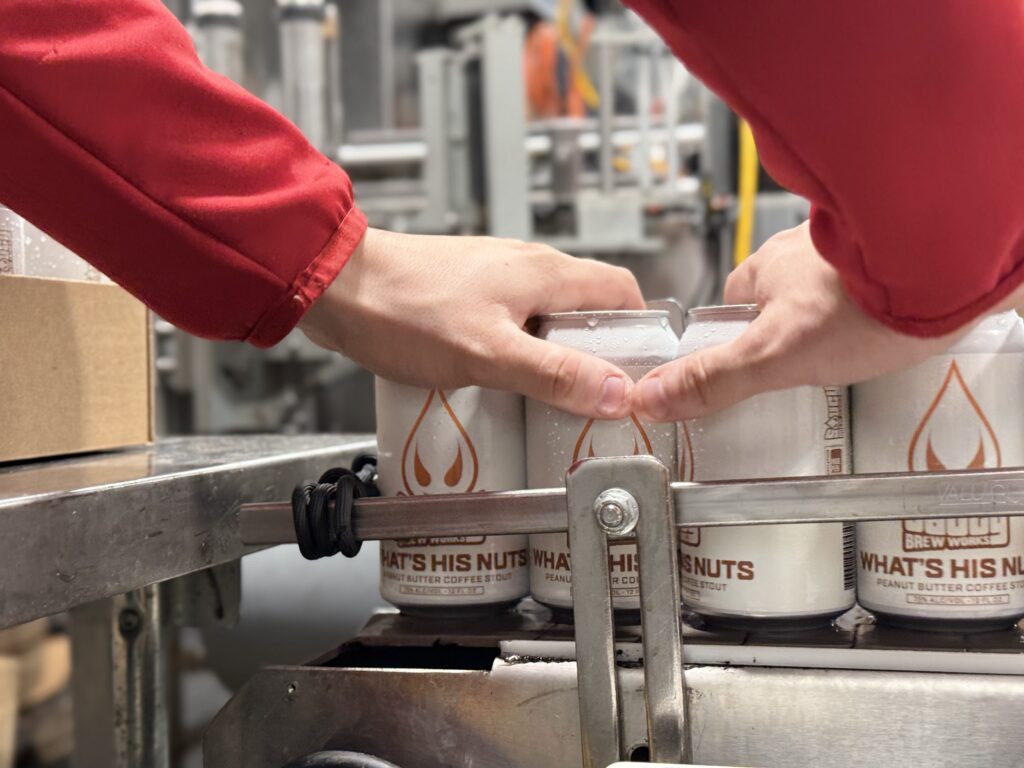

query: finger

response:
[533,257,646,315]
[474,330,634,419]
[633,316,797,421]
[723,257,758,305]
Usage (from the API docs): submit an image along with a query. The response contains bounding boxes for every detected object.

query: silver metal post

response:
[324,2,345,147]
[71,585,169,768]
[636,48,653,191]
[279,0,328,150]
[632,458,690,763]
[566,461,624,768]
[480,14,531,238]
[566,456,691,765]
[664,56,682,194]
[598,39,615,194]
[193,1,246,86]
[415,49,451,232]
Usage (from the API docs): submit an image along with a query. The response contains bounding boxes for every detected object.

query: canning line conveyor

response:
[212,454,1024,768]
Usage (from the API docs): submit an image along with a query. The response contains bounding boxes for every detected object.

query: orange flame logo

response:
[903,360,1007,551]
[400,389,479,495]
[907,360,1001,472]
[572,414,653,462]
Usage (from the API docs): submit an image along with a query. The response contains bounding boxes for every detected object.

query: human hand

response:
[299,228,645,418]
[633,221,965,422]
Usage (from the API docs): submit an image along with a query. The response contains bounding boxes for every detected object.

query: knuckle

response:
[612,264,639,288]
[674,356,715,411]
[539,348,584,402]
[457,336,500,384]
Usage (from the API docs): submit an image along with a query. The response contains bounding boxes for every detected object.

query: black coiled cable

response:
[292,454,379,560]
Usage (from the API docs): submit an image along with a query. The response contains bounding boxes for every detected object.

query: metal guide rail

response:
[238,458,1024,768]
[241,464,1024,545]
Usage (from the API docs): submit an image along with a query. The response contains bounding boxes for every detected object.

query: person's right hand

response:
[633,221,970,422]
[299,227,645,419]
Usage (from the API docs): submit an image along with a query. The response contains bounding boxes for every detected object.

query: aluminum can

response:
[376,379,529,617]
[527,310,678,620]
[854,310,1024,631]
[678,306,855,629]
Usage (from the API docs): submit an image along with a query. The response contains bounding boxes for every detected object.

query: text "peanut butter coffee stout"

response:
[854,311,1024,631]
[678,305,855,630]
[527,310,677,622]
[375,380,529,617]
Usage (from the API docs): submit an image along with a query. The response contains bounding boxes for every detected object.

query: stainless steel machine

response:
[201,451,1024,767]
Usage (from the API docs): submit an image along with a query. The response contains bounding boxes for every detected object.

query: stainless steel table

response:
[0,434,374,768]
[0,434,374,628]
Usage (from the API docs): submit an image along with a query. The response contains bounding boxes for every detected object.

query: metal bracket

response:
[567,456,690,767]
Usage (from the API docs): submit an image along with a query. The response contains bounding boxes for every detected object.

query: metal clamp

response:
[567,456,690,767]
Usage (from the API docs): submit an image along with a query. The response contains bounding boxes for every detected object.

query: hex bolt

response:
[118,606,143,639]
[593,488,640,537]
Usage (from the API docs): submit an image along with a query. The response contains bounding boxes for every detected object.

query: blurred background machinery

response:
[159,0,807,440]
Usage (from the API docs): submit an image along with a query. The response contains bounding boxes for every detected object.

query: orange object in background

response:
[523,13,596,120]
[523,22,562,119]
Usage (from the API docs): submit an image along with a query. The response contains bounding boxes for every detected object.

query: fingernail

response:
[639,377,669,421]
[597,376,629,417]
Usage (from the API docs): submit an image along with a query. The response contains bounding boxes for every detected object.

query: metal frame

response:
[239,459,1024,766]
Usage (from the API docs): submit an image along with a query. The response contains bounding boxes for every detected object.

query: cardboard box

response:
[0,275,153,463]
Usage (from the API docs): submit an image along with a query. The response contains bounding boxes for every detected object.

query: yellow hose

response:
[733,118,759,266]
[556,0,599,110]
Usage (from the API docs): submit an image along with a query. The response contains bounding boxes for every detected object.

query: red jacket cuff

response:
[246,206,368,348]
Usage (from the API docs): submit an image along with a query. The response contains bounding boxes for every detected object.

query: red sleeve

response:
[0,0,366,347]
[628,1,1024,337]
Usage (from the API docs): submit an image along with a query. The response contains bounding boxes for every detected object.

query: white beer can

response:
[854,310,1024,631]
[375,379,529,617]
[527,310,678,620]
[678,306,855,629]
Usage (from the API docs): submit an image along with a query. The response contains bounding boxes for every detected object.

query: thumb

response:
[633,319,786,422]
[475,330,633,419]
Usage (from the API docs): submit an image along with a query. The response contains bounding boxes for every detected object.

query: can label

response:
[855,355,1024,621]
[529,366,676,611]
[376,382,529,608]
[0,212,23,276]
[679,386,855,618]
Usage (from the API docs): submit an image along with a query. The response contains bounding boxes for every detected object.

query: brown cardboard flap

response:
[0,276,153,463]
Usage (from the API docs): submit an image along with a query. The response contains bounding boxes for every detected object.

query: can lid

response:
[686,304,760,322]
[537,309,670,323]
[194,0,243,21]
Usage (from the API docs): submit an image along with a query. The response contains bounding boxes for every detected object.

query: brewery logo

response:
[902,359,1008,552]
[902,517,1009,551]
[822,386,846,441]
[678,421,695,482]
[400,389,480,495]
[907,360,1001,472]
[679,526,700,547]
[572,415,653,462]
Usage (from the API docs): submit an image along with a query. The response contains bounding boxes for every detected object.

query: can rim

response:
[686,304,760,321]
[537,309,670,322]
